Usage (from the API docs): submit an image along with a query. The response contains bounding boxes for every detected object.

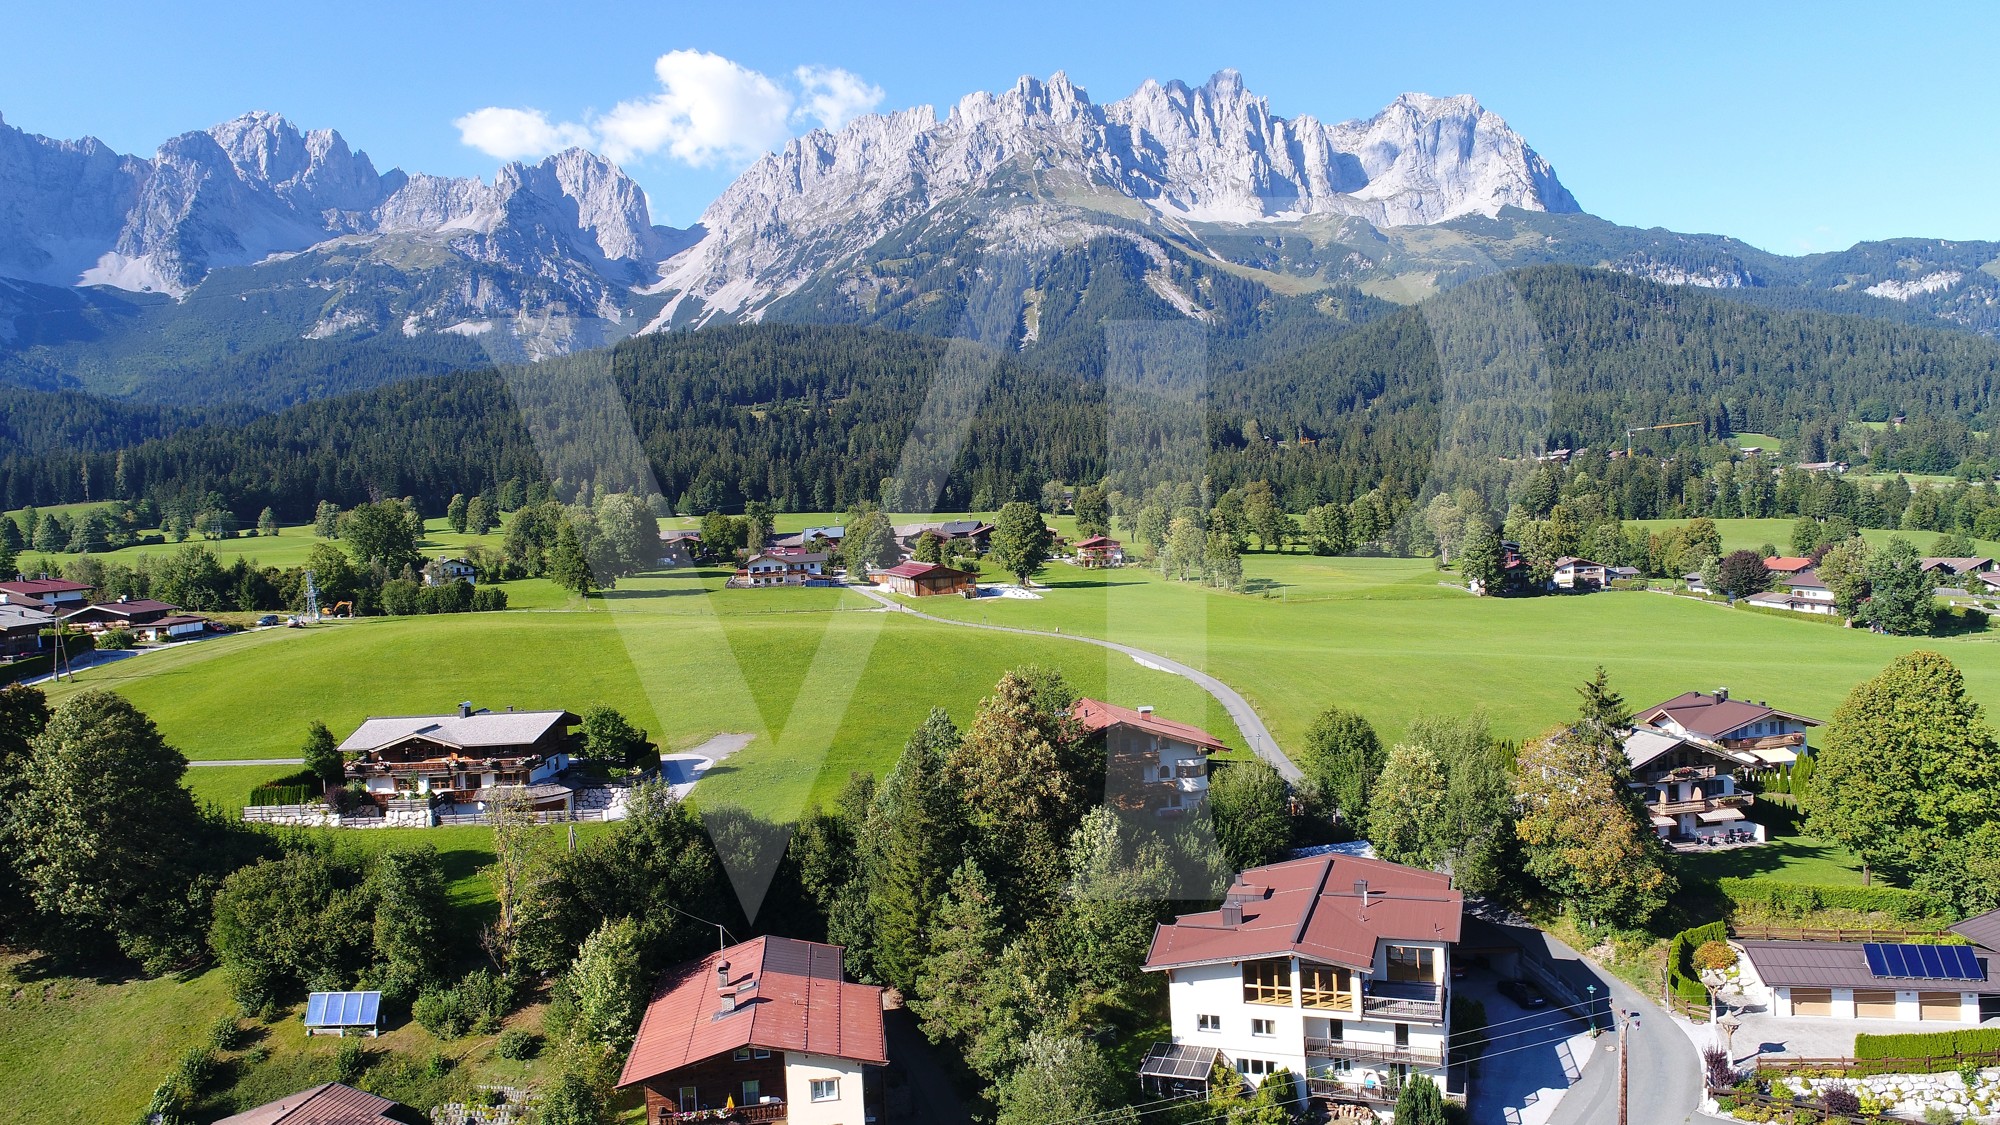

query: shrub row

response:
[1717,879,1954,923]
[1730,601,1849,626]
[248,768,321,808]
[1669,920,1727,1006]
[380,579,508,616]
[1855,1028,2000,1062]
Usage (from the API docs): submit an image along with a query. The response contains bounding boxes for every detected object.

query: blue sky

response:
[3,1,1993,253]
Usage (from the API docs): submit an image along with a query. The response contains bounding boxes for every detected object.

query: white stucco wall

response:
[783,1053,869,1125]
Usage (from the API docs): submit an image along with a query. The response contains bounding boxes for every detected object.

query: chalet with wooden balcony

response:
[1625,689,1821,847]
[1074,698,1225,818]
[336,704,578,816]
[1139,854,1462,1112]
[618,936,887,1125]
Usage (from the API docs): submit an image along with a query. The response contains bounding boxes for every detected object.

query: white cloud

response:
[452,107,593,160]
[451,52,883,169]
[598,49,794,166]
[794,66,885,131]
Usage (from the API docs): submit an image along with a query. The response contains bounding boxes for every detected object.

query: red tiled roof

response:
[1635,691,1822,738]
[877,560,970,580]
[619,936,887,1088]
[1762,556,1813,573]
[1145,853,1461,971]
[65,598,179,618]
[1073,698,1228,753]
[214,1082,410,1125]
[0,578,91,596]
[1075,536,1121,548]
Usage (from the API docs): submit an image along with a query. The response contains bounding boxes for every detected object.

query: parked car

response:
[1498,979,1548,1008]
[256,614,281,627]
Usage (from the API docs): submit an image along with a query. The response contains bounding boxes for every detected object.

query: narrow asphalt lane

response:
[849,584,1301,781]
[1543,952,1709,1125]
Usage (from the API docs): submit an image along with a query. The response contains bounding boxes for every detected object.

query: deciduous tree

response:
[991,501,1052,586]
[1298,706,1384,836]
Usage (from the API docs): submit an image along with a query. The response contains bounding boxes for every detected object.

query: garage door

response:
[1919,992,1963,1021]
[1791,988,1833,1016]
[1853,990,1898,1019]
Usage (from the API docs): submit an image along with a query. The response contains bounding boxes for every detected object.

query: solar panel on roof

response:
[1863,943,1985,981]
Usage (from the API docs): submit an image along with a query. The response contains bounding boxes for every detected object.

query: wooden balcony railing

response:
[1303,1039,1445,1068]
[661,1102,786,1124]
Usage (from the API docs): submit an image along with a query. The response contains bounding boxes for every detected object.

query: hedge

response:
[248,768,320,808]
[1668,921,1726,1007]
[1716,879,1954,923]
[1855,1028,2000,1062]
[1730,600,1849,626]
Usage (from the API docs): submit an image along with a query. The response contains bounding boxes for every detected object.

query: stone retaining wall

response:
[1786,1068,1998,1121]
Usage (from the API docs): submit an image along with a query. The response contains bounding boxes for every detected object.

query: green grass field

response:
[12,516,507,572]
[1629,516,2000,558]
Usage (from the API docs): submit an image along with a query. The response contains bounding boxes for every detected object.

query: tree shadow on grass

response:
[1032,577,1147,590]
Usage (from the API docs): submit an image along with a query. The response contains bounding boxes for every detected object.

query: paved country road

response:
[1544,950,1713,1125]
[850,584,1302,780]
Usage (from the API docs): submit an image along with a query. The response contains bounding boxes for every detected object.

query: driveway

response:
[849,584,1301,780]
[1461,969,1599,1125]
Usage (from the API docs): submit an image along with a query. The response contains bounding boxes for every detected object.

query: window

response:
[1239,1058,1274,1077]
[1251,1018,1275,1037]
[1300,963,1352,1010]
[1395,1023,1410,1047]
[752,1048,771,1060]
[678,1087,698,1113]
[1387,946,1436,983]
[741,1080,761,1104]
[733,1048,752,1062]
[1197,1014,1221,1032]
[1326,1018,1344,1042]
[1242,959,1292,1005]
[810,1079,839,1103]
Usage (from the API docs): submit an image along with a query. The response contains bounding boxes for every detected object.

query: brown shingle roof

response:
[1634,691,1821,739]
[618,936,887,1088]
[1145,854,1461,972]
[1738,940,1993,991]
[1952,908,2000,954]
[213,1082,413,1125]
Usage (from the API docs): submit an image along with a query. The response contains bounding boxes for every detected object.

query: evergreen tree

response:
[914,860,1005,1048]
[549,518,597,596]
[301,720,345,788]
[869,709,964,994]
[446,493,470,534]
[1573,665,1630,759]
[0,685,51,946]
[32,513,65,554]
[1461,519,1505,593]
[1393,1073,1449,1125]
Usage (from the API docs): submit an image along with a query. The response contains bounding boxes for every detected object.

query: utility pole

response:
[1617,1008,1630,1125]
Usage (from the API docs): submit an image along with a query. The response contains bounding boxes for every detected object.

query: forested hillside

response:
[9,266,2000,523]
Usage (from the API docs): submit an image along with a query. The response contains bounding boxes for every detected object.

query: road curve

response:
[1544,939,1707,1125]
[850,585,1302,781]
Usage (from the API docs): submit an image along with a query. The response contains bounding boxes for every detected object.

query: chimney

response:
[718,991,737,1014]
[717,960,730,989]
[1138,705,1154,717]
[1354,880,1370,907]
[1715,687,1729,702]
[1220,899,1243,926]
[458,701,474,718]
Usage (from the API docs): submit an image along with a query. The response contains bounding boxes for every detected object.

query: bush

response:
[98,627,137,650]
[333,1039,368,1084]
[495,1029,541,1060]
[1668,921,1726,1007]
[471,586,508,612]
[1854,1028,2000,1066]
[1716,879,1952,923]
[413,969,515,1038]
[1694,939,1739,972]
[207,1014,240,1052]
[1704,1045,1739,1089]
[1820,1083,1860,1116]
[381,579,423,616]
[247,768,321,807]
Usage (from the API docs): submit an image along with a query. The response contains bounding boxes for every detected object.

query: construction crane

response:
[1625,420,1701,458]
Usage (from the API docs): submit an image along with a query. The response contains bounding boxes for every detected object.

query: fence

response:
[435,808,611,827]
[1727,923,1948,942]
[1707,1087,1918,1123]
[241,803,330,823]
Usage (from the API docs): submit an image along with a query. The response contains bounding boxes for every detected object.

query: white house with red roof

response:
[1073,698,1226,818]
[0,577,92,611]
[618,936,887,1125]
[1139,853,1463,1113]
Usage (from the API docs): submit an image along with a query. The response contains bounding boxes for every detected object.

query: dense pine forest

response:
[7,266,2000,523]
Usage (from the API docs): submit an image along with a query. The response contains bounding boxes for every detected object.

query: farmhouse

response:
[1737,920,2000,1024]
[0,604,53,657]
[1549,556,1607,591]
[1139,853,1462,1113]
[213,1082,417,1125]
[1074,535,1126,567]
[659,529,701,567]
[876,560,975,597]
[337,704,579,816]
[1745,568,1839,616]
[1622,727,1762,846]
[618,935,887,1124]
[0,577,92,610]
[59,596,180,632]
[1633,689,1820,765]
[425,557,477,585]
[892,520,992,554]
[1074,698,1224,817]
[1920,556,1997,579]
[731,550,830,588]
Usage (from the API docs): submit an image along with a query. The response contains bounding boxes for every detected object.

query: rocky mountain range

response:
[1,72,1997,404]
